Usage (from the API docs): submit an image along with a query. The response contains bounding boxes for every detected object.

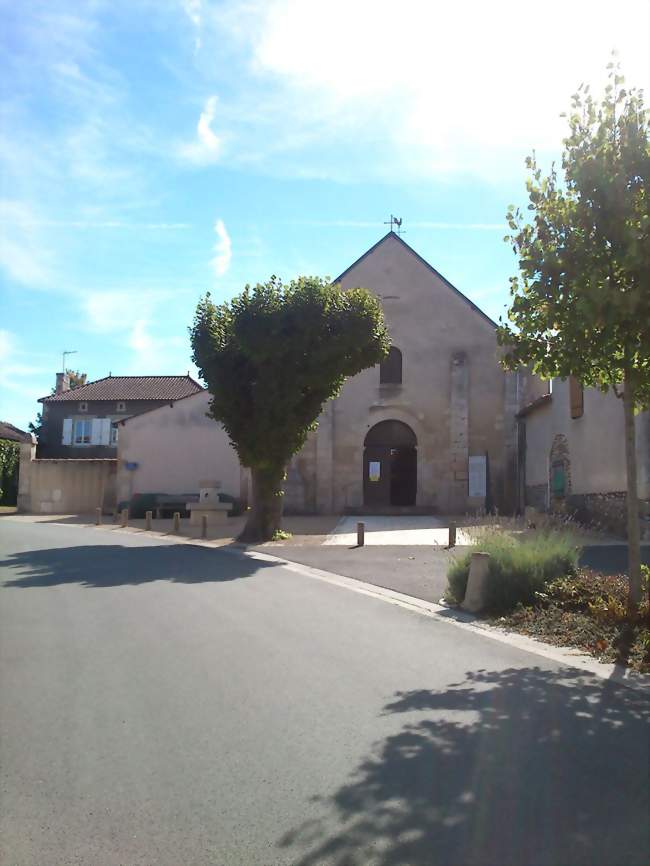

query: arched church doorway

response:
[363,420,417,507]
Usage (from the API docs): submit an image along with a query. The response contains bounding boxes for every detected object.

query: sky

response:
[1,0,649,429]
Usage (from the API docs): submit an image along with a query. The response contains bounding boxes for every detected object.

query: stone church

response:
[280,231,540,514]
[115,231,544,516]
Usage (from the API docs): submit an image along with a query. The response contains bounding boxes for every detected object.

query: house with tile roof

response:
[36,373,203,459]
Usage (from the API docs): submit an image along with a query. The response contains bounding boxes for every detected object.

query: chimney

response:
[55,372,70,395]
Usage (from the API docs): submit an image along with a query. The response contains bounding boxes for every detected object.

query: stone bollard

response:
[145,511,152,531]
[95,507,102,526]
[173,511,180,533]
[357,521,365,547]
[448,522,456,548]
[120,508,128,528]
[201,514,208,539]
[462,552,490,613]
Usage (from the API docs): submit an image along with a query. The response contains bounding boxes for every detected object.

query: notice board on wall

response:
[468,455,487,499]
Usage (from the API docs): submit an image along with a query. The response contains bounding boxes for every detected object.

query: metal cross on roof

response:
[384,214,404,235]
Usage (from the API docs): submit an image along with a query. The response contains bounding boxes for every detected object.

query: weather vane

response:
[384,214,404,236]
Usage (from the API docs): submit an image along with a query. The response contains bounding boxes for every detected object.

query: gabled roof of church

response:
[335,231,497,328]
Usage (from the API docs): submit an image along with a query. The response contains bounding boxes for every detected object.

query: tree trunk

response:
[623,376,642,610]
[239,466,284,543]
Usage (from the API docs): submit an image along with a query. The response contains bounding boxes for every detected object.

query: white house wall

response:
[524,377,650,534]
[116,391,241,504]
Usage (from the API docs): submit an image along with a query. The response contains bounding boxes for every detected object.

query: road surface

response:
[1,518,648,866]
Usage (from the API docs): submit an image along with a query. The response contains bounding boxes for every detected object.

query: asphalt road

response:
[1,519,648,866]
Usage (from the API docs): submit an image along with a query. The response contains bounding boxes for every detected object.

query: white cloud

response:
[83,289,173,334]
[182,0,202,28]
[182,0,202,51]
[209,0,650,180]
[210,219,232,278]
[178,96,222,165]
[0,200,54,288]
[0,330,14,364]
[128,319,187,372]
[0,330,50,398]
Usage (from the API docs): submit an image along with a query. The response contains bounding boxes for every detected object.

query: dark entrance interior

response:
[364,420,417,507]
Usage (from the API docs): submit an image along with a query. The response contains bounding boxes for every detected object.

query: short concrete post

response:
[448,523,456,548]
[201,514,208,539]
[95,507,102,526]
[120,508,128,528]
[145,511,152,531]
[173,511,180,533]
[357,521,365,547]
[462,552,490,613]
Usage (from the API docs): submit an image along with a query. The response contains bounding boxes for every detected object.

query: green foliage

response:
[190,275,390,472]
[28,412,43,440]
[0,439,20,505]
[446,530,580,613]
[497,63,650,405]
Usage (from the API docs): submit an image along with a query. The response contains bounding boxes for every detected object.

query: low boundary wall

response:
[18,438,117,514]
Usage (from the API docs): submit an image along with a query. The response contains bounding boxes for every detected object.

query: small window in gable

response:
[116,401,126,413]
[79,402,88,413]
[569,376,584,419]
[380,346,403,385]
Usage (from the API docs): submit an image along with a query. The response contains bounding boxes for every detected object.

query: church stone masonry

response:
[283,231,540,515]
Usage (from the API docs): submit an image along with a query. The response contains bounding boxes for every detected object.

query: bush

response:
[446,529,580,613]
[0,439,19,506]
[497,568,650,671]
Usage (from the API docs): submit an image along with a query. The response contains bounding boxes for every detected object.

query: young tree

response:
[497,63,650,609]
[191,276,390,542]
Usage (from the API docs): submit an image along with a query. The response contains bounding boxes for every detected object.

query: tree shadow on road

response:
[279,666,650,866]
[0,543,276,588]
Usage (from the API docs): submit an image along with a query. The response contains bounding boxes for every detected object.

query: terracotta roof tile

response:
[40,375,203,403]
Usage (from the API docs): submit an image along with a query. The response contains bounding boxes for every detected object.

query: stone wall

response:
[18,438,117,514]
[568,491,650,539]
[306,233,518,515]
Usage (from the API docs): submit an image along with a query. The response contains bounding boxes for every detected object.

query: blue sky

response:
[2,0,649,429]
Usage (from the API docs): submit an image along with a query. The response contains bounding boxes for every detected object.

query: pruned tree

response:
[191,276,390,542]
[497,63,650,609]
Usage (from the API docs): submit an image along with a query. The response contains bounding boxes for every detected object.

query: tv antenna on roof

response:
[384,214,404,236]
[61,349,77,372]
